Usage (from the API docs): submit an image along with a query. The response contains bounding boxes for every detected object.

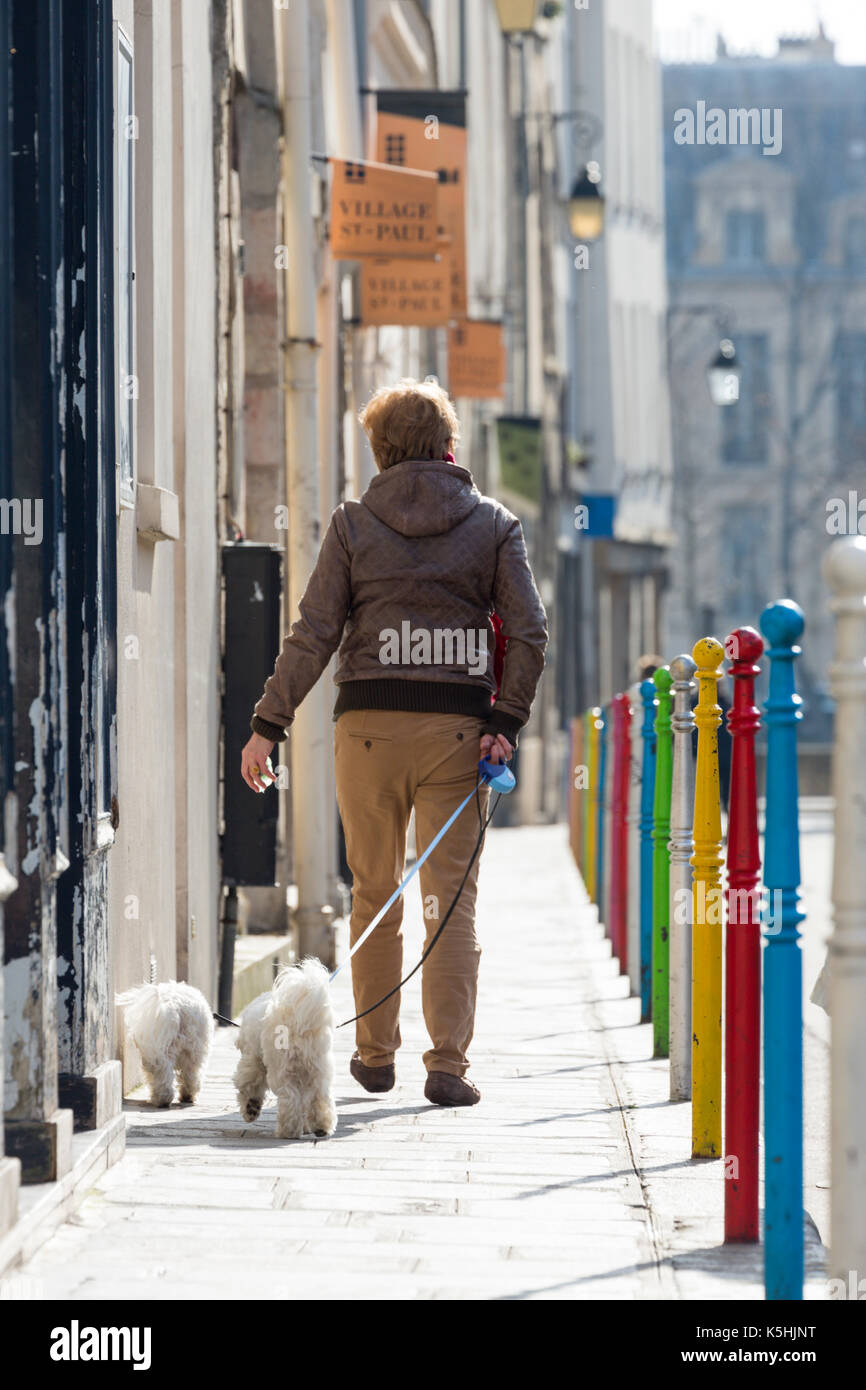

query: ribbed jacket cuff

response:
[250,714,288,743]
[479,707,523,747]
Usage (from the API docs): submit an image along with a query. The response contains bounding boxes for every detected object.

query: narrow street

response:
[3,0,864,1329]
[12,825,827,1300]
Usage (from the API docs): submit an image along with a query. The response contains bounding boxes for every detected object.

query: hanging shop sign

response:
[376,91,468,316]
[360,238,452,327]
[329,158,439,259]
[495,416,543,506]
[448,320,506,399]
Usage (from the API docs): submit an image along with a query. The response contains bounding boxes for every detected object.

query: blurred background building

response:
[566,0,674,715]
[662,28,866,785]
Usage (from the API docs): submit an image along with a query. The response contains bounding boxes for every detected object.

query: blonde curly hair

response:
[358,377,460,472]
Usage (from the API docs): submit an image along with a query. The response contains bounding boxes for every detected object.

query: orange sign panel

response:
[448,321,506,399]
[376,113,467,316]
[361,240,452,327]
[330,159,439,259]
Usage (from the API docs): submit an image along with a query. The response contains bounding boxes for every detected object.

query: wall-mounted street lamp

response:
[568,160,605,242]
[668,306,741,407]
[707,338,741,406]
[494,0,538,33]
[521,108,606,241]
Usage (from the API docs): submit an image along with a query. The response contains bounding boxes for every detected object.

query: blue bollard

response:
[639,679,658,1021]
[760,600,805,1301]
[596,706,608,926]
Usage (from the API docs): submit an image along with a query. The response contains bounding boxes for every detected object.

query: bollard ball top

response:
[760,599,804,648]
[652,664,673,694]
[691,636,724,671]
[725,626,763,665]
[823,534,866,595]
[669,653,697,684]
[639,677,657,703]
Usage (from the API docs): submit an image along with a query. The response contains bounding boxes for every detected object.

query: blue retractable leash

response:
[332,756,516,1028]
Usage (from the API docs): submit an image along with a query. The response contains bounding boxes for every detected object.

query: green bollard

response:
[652,666,674,1057]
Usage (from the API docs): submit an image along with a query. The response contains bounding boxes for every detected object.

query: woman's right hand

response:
[480,733,513,765]
[241,733,276,793]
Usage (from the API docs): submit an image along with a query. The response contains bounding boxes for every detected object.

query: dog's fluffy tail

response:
[115,983,177,1052]
[268,957,334,1035]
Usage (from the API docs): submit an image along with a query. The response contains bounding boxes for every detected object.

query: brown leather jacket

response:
[251,460,548,746]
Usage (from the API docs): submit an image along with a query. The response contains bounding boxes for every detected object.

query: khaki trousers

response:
[334,709,490,1077]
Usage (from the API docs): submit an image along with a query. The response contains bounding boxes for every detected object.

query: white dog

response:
[233,958,337,1139]
[116,981,214,1107]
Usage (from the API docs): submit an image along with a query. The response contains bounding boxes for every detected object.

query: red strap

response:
[491,612,507,703]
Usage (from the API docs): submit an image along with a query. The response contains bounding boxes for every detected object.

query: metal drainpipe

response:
[519,40,530,415]
[353,0,367,96]
[277,0,333,963]
[325,0,363,505]
[325,0,362,162]
[218,886,238,1021]
[322,0,362,912]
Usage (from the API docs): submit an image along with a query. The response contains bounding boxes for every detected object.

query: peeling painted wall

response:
[109,0,220,1088]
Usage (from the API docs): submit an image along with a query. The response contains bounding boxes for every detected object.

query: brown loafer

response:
[424,1071,480,1107]
[350,1051,395,1093]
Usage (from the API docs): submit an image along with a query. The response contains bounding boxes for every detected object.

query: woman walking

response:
[241,379,547,1106]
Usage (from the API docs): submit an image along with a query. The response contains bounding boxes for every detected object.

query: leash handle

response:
[478,756,516,794]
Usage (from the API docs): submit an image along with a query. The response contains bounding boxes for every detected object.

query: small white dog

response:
[233,958,337,1139]
[117,981,214,1107]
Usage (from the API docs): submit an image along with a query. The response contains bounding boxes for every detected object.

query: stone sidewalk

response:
[9,825,827,1300]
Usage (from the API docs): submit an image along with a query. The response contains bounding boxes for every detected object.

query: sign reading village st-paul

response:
[329,158,440,259]
[361,238,452,327]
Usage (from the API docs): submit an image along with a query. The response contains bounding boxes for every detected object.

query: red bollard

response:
[724,626,763,1243]
[610,692,631,974]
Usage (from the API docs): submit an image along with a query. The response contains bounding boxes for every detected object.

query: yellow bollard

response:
[570,716,585,868]
[584,708,600,901]
[690,637,725,1158]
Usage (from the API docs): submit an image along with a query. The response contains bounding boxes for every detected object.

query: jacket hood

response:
[361,460,481,538]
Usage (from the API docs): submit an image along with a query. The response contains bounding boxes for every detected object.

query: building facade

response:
[2,0,126,1224]
[663,32,866,753]
[566,0,674,711]
[0,0,226,1249]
